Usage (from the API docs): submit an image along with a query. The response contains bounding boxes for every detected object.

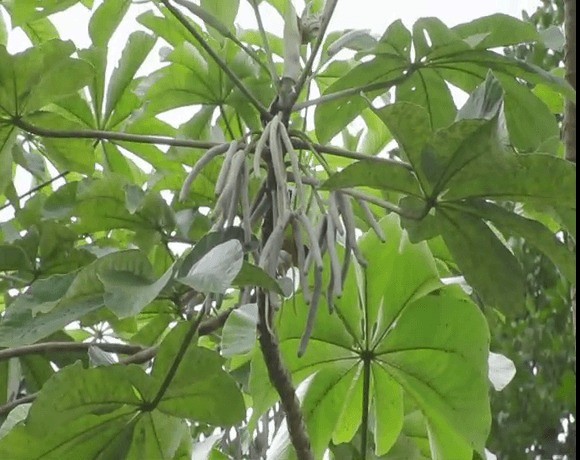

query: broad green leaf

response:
[88,0,131,47]
[443,153,577,208]
[24,112,95,174]
[467,201,575,283]
[0,406,137,460]
[0,250,157,346]
[71,177,175,233]
[25,363,150,431]
[3,0,80,26]
[372,368,404,455]
[424,118,503,198]
[200,0,239,37]
[396,68,456,131]
[152,323,246,425]
[358,107,393,155]
[220,303,258,357]
[177,239,243,294]
[177,227,246,277]
[20,17,60,45]
[250,215,490,456]
[24,58,93,113]
[437,206,525,313]
[104,31,156,122]
[98,262,175,318]
[0,13,6,46]
[498,74,560,153]
[315,55,408,144]
[0,125,17,196]
[371,102,432,190]
[456,71,504,121]
[321,160,423,197]
[233,261,285,295]
[452,14,539,49]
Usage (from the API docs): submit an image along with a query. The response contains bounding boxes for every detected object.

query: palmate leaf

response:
[249,215,490,458]
[0,41,93,117]
[0,250,171,347]
[0,322,246,458]
[314,14,573,149]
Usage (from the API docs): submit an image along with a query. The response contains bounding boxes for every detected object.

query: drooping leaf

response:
[220,303,259,357]
[321,159,423,197]
[437,206,525,314]
[177,239,244,294]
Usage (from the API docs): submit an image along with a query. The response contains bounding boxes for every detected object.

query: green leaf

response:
[177,239,243,294]
[452,14,539,49]
[220,303,258,357]
[98,262,175,318]
[24,112,95,174]
[437,206,525,313]
[104,31,156,122]
[88,0,131,47]
[396,68,456,131]
[371,102,432,189]
[443,153,577,208]
[20,17,60,45]
[0,125,17,196]
[250,215,491,456]
[24,58,93,113]
[3,0,80,26]
[456,71,504,121]
[0,244,33,271]
[315,54,408,144]
[232,261,285,295]
[372,368,404,455]
[468,201,576,283]
[200,0,239,38]
[498,74,560,153]
[321,160,423,197]
[152,323,246,425]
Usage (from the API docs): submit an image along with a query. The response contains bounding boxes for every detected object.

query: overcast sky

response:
[7,0,543,53]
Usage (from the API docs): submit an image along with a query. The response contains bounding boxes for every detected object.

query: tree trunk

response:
[564,0,576,338]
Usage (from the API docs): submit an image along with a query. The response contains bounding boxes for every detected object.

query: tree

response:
[486,2,576,457]
[0,1,575,459]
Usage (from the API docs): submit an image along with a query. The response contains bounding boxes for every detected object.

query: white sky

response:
[7,1,542,53]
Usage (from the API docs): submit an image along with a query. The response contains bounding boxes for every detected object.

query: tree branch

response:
[257,165,313,458]
[0,393,37,417]
[159,0,271,120]
[0,342,145,362]
[13,117,219,150]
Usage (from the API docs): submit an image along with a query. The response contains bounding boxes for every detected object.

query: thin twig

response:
[292,71,412,111]
[0,170,69,212]
[0,393,37,417]
[159,0,270,119]
[249,0,279,84]
[292,0,339,104]
[291,137,413,170]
